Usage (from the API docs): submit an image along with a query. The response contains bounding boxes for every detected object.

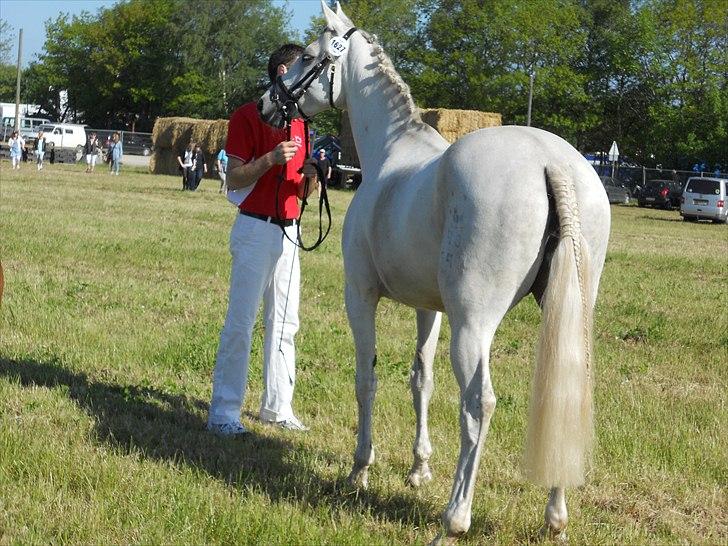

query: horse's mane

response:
[359,30,426,129]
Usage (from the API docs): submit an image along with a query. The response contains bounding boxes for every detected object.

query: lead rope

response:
[274,120,332,251]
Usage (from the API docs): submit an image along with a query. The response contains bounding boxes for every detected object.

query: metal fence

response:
[591,162,725,192]
[89,129,153,156]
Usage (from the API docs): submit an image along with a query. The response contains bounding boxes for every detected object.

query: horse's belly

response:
[376,256,443,310]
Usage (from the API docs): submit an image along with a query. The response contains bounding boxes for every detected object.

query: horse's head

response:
[258,1,357,129]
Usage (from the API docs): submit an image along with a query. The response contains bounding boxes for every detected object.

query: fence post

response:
[642,166,646,187]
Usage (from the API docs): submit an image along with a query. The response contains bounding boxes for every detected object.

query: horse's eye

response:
[301,54,314,63]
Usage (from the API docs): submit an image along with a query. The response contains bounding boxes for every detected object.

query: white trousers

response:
[209,213,300,425]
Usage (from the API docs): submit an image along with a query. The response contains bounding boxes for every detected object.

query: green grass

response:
[1,162,726,544]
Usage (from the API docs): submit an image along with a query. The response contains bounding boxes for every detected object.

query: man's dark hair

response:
[267,43,305,83]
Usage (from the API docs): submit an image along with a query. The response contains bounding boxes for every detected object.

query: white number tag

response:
[328,37,348,58]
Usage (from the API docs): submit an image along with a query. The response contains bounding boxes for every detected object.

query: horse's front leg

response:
[433,318,498,545]
[345,282,378,489]
[407,309,442,487]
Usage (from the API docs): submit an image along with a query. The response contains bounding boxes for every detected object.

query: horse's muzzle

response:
[257,97,286,129]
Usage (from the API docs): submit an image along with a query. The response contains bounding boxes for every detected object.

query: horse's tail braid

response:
[523,164,594,488]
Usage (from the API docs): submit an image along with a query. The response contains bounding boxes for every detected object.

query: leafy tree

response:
[0,19,13,63]
[645,0,727,169]
[168,0,292,118]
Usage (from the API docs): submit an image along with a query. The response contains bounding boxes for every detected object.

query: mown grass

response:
[1,162,726,545]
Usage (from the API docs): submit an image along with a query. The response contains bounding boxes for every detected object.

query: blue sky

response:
[0,0,322,67]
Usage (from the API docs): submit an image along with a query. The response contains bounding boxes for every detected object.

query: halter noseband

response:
[269,27,358,124]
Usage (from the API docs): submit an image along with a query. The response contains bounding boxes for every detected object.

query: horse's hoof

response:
[406,467,432,488]
[428,532,458,546]
[347,467,369,489]
[540,525,568,543]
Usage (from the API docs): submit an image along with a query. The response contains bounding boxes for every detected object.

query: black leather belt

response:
[240,210,296,227]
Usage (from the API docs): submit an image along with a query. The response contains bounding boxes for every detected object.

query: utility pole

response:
[526,71,535,127]
[14,28,23,130]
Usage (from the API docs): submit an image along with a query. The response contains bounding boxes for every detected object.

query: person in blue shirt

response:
[216,148,228,193]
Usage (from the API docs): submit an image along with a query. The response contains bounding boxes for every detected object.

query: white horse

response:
[259,3,610,543]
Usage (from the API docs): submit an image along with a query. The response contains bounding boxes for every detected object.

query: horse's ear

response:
[335,2,355,27]
[321,0,347,34]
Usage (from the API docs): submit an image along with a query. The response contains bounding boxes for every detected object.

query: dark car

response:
[122,133,153,156]
[638,179,682,209]
[599,175,631,205]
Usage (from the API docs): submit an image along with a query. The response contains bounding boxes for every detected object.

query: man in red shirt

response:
[208,44,318,436]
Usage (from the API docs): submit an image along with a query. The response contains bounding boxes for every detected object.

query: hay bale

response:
[420,108,502,143]
[338,107,502,166]
[151,117,230,177]
[152,117,198,149]
[150,148,184,176]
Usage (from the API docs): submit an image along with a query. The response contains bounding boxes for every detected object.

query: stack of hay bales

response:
[150,117,228,176]
[338,108,502,168]
[420,108,502,144]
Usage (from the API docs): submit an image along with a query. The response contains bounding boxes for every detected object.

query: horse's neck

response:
[343,38,446,180]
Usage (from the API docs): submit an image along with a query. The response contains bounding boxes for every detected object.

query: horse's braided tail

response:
[523,164,594,488]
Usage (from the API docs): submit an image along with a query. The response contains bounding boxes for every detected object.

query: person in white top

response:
[8,131,26,170]
[177,142,195,190]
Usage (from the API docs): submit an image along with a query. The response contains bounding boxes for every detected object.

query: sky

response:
[0,0,322,67]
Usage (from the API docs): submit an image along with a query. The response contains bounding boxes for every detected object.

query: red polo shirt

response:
[225,102,307,219]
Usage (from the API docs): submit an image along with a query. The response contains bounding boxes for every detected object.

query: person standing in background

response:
[8,131,25,170]
[216,148,228,193]
[84,132,101,173]
[110,132,123,176]
[316,148,331,187]
[177,142,195,190]
[192,144,207,190]
[35,130,47,171]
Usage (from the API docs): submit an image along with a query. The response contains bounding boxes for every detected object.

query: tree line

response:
[0,0,725,170]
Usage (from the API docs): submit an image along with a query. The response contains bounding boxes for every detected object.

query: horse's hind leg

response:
[407,309,442,487]
[544,487,568,538]
[345,282,378,489]
[436,315,500,543]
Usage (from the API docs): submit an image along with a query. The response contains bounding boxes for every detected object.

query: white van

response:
[37,123,87,152]
[1,116,52,140]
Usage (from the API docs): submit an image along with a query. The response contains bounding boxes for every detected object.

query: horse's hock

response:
[339,108,502,167]
[150,117,228,176]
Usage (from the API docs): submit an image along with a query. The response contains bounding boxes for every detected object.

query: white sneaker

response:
[207,421,248,436]
[275,415,309,431]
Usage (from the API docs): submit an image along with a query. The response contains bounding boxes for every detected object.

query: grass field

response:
[1,162,726,545]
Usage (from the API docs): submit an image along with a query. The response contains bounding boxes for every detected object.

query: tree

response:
[0,19,13,63]
[645,0,727,169]
[28,0,292,129]
[171,0,292,119]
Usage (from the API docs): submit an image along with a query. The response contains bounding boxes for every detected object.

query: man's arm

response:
[226,140,301,190]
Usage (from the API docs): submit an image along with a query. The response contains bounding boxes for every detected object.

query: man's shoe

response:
[276,416,309,431]
[207,421,248,436]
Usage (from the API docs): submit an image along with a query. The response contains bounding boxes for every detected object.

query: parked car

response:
[680,176,728,223]
[638,179,682,209]
[122,133,153,156]
[599,175,631,205]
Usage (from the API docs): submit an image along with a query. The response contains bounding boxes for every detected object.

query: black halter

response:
[269,27,359,251]
[268,27,358,122]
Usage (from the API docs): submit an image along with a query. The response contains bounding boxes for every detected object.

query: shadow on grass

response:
[0,356,441,529]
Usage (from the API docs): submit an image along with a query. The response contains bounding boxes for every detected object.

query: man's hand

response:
[273,140,301,165]
[298,158,319,200]
[301,158,319,178]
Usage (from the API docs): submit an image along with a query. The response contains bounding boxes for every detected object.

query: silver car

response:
[680,176,728,223]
